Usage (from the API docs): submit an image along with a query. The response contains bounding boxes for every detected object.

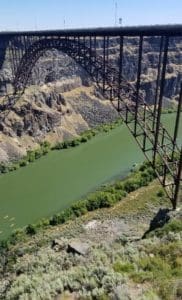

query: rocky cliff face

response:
[107,36,181,104]
[0,77,118,163]
[0,37,181,162]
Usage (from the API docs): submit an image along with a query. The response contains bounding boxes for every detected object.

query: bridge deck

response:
[0,24,181,37]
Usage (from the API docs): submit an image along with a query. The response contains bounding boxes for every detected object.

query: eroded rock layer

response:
[0,37,181,162]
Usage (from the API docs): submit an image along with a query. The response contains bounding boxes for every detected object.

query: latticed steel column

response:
[102,36,106,94]
[118,35,123,112]
[153,36,169,166]
[134,36,143,136]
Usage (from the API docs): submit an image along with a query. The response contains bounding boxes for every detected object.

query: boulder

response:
[52,239,67,251]
[67,239,90,256]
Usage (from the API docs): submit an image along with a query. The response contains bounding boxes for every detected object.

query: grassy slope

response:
[0,179,181,300]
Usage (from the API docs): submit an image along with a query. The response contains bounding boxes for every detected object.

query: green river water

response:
[0,113,181,239]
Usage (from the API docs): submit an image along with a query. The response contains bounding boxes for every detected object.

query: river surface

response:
[0,113,181,239]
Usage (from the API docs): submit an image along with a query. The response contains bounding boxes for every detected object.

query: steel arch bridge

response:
[0,25,182,209]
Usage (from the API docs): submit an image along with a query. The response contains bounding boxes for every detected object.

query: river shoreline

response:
[0,113,181,240]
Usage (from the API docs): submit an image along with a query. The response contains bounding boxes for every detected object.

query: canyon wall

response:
[0,37,181,162]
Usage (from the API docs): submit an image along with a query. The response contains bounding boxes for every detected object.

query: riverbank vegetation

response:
[0,108,179,176]
[0,107,177,176]
[0,119,123,175]
[0,159,158,248]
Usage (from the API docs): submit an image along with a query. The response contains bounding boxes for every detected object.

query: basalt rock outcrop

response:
[0,77,118,162]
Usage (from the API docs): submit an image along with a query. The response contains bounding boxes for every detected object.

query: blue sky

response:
[0,0,181,31]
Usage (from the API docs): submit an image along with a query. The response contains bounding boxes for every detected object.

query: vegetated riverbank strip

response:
[0,112,180,242]
[0,158,162,247]
[0,109,177,175]
[0,120,145,241]
[0,119,123,175]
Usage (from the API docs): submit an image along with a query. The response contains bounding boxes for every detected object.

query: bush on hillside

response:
[27,151,36,163]
[71,200,88,217]
[19,160,28,167]
[25,224,37,235]
[0,163,9,173]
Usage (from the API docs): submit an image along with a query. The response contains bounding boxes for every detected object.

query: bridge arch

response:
[13,37,97,92]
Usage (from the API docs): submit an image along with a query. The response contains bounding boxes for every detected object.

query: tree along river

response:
[0,113,181,239]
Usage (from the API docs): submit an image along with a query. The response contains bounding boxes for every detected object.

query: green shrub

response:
[0,163,9,173]
[49,208,75,226]
[90,130,96,136]
[59,209,74,223]
[157,280,175,300]
[139,161,151,172]
[140,169,155,185]
[19,160,28,167]
[86,192,116,211]
[104,186,116,194]
[114,190,127,201]
[114,182,124,190]
[157,189,165,197]
[115,235,128,245]
[55,143,61,150]
[113,261,134,273]
[80,136,88,143]
[84,132,93,140]
[49,214,60,226]
[8,164,20,172]
[164,220,182,234]
[86,195,102,211]
[42,147,49,155]
[61,140,72,149]
[151,241,182,264]
[25,224,37,235]
[27,150,35,162]
[36,218,50,228]
[0,239,9,250]
[9,228,25,244]
[99,193,116,208]
[138,256,171,274]
[123,178,140,193]
[71,139,80,147]
[34,149,43,159]
[40,141,51,149]
[103,127,110,132]
[130,271,153,283]
[71,200,88,217]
